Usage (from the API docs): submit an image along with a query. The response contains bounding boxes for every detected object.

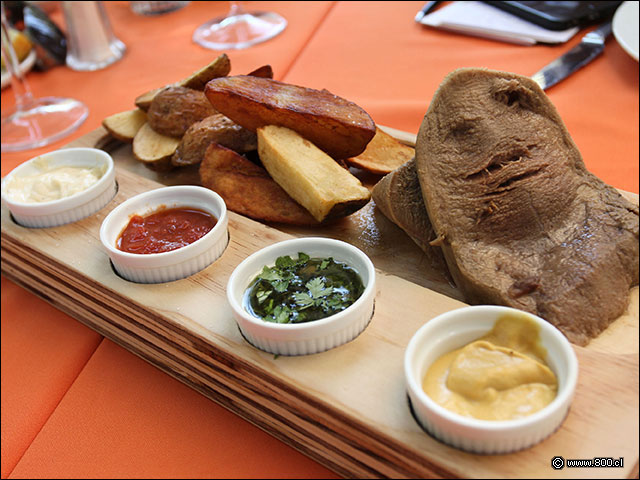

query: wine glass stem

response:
[228,1,244,17]
[1,1,35,112]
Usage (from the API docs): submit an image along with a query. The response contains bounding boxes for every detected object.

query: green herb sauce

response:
[244,252,365,324]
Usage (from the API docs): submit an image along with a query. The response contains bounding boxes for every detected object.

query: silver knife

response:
[531,21,612,90]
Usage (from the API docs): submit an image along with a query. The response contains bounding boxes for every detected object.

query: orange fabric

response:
[1,278,102,478]
[1,1,638,478]
[8,339,337,479]
[284,1,639,194]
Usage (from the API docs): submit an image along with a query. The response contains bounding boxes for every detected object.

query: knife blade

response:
[531,21,612,90]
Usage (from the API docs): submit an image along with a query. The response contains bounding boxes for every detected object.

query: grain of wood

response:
[2,128,637,478]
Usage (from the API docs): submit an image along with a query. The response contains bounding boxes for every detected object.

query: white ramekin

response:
[99,185,228,283]
[404,305,578,454]
[227,237,376,356]
[1,147,116,228]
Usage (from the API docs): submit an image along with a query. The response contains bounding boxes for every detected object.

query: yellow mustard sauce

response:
[423,313,558,421]
[3,157,106,203]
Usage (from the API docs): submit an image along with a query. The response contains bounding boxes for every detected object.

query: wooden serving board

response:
[2,128,638,479]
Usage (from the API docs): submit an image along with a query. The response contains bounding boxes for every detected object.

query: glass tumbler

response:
[62,1,126,71]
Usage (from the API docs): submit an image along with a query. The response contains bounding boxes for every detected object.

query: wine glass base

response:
[1,96,89,152]
[193,11,287,50]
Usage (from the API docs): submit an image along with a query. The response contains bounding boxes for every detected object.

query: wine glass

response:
[193,1,287,50]
[1,1,88,152]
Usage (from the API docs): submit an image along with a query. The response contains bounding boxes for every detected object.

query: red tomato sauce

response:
[117,206,217,254]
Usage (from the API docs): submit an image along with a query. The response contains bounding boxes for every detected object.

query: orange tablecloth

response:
[2,2,638,478]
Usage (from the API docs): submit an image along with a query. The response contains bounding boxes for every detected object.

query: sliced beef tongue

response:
[371,159,450,279]
[415,68,639,346]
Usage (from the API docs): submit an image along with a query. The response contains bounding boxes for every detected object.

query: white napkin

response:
[420,1,579,45]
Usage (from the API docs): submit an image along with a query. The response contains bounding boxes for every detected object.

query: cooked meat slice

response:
[372,159,450,279]
[415,68,639,346]
[147,86,217,138]
[172,114,257,166]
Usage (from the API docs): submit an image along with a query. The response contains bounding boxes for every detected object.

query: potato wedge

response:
[172,113,257,167]
[179,53,231,90]
[134,53,231,111]
[345,127,415,175]
[257,126,371,222]
[133,122,180,171]
[102,109,147,143]
[134,87,164,112]
[147,86,217,138]
[199,144,318,226]
[247,64,273,79]
[205,76,376,159]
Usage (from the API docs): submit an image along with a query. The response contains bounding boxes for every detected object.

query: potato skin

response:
[199,144,319,226]
[246,64,273,79]
[346,127,415,175]
[147,86,217,138]
[132,122,179,171]
[204,76,376,159]
[179,53,231,90]
[172,114,257,167]
[102,109,147,143]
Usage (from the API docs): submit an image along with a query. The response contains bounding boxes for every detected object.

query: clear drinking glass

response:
[62,1,126,72]
[193,1,286,50]
[1,1,89,152]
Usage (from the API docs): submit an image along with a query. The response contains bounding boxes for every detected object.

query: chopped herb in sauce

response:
[244,252,365,324]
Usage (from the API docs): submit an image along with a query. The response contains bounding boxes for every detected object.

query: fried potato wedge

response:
[345,127,415,175]
[257,126,371,223]
[172,113,257,167]
[246,64,273,79]
[199,143,319,226]
[134,53,231,111]
[179,53,231,90]
[205,76,376,159]
[133,122,180,171]
[134,87,163,112]
[147,86,217,138]
[102,109,147,143]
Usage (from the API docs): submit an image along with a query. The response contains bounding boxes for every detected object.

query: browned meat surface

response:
[147,86,217,138]
[172,114,257,166]
[372,159,451,279]
[414,68,639,346]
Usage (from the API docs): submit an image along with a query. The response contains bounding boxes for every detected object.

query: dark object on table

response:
[485,1,622,31]
[23,3,67,70]
[2,0,25,27]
